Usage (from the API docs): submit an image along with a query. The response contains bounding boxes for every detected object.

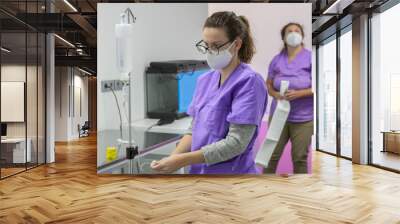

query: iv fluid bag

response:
[115,23,133,74]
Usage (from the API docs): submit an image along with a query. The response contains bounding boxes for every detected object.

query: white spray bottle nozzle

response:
[280,80,289,96]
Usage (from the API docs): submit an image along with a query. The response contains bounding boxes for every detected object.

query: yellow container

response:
[106,147,118,162]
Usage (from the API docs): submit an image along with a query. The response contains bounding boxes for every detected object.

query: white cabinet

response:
[1,138,32,163]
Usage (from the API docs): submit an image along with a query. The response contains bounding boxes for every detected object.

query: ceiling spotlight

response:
[322,0,354,15]
[54,34,75,48]
[1,47,11,53]
[78,67,93,76]
[63,0,78,12]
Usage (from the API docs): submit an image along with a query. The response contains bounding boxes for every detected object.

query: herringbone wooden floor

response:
[1,134,400,224]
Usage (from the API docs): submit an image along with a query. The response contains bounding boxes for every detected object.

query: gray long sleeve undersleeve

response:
[184,118,257,166]
[185,119,257,165]
[202,123,256,166]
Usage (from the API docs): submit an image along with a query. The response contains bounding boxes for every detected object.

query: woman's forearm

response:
[266,79,280,98]
[172,123,256,167]
[178,150,205,167]
[171,118,194,155]
[301,88,313,97]
[171,134,192,155]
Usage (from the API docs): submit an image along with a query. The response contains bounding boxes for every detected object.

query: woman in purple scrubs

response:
[151,11,267,174]
[264,23,313,174]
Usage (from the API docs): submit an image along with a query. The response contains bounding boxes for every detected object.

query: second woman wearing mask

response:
[264,23,313,174]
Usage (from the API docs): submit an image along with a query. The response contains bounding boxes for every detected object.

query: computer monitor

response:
[1,123,7,137]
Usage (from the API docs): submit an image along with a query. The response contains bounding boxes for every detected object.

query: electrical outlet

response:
[114,80,125,91]
[101,80,114,92]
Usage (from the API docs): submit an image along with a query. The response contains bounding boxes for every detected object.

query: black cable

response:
[108,85,123,140]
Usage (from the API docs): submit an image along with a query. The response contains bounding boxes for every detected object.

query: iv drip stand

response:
[119,8,138,174]
[128,72,132,148]
[128,71,133,173]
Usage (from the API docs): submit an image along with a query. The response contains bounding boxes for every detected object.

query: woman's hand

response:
[150,154,186,174]
[284,89,305,101]
[267,79,285,100]
[271,91,285,100]
[151,150,205,174]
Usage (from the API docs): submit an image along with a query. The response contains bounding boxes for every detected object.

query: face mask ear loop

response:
[229,39,237,51]
[226,39,237,59]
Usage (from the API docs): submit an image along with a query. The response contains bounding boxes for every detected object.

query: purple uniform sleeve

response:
[267,54,279,80]
[187,99,195,117]
[226,75,267,126]
[187,79,200,117]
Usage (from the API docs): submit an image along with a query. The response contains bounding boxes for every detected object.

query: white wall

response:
[55,67,89,141]
[72,74,89,138]
[97,3,208,132]
[1,65,26,81]
[55,67,68,141]
[208,3,312,115]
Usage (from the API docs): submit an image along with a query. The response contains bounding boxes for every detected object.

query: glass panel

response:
[371,4,400,171]
[27,31,38,169]
[0,1,46,178]
[318,37,337,154]
[26,0,39,170]
[97,131,183,174]
[340,29,352,158]
[1,31,27,177]
[38,32,45,165]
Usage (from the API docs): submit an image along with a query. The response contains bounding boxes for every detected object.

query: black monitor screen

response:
[1,123,7,137]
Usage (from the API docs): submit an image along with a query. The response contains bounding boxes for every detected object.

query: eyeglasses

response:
[195,40,231,55]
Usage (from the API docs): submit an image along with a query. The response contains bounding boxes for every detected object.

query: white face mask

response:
[285,32,303,47]
[206,41,236,70]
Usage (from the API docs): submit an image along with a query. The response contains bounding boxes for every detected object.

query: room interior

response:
[0,0,399,222]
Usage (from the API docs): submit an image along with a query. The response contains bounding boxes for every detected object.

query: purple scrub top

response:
[187,63,267,174]
[268,48,313,123]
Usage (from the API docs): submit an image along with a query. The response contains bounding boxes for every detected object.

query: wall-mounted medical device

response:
[145,60,209,120]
